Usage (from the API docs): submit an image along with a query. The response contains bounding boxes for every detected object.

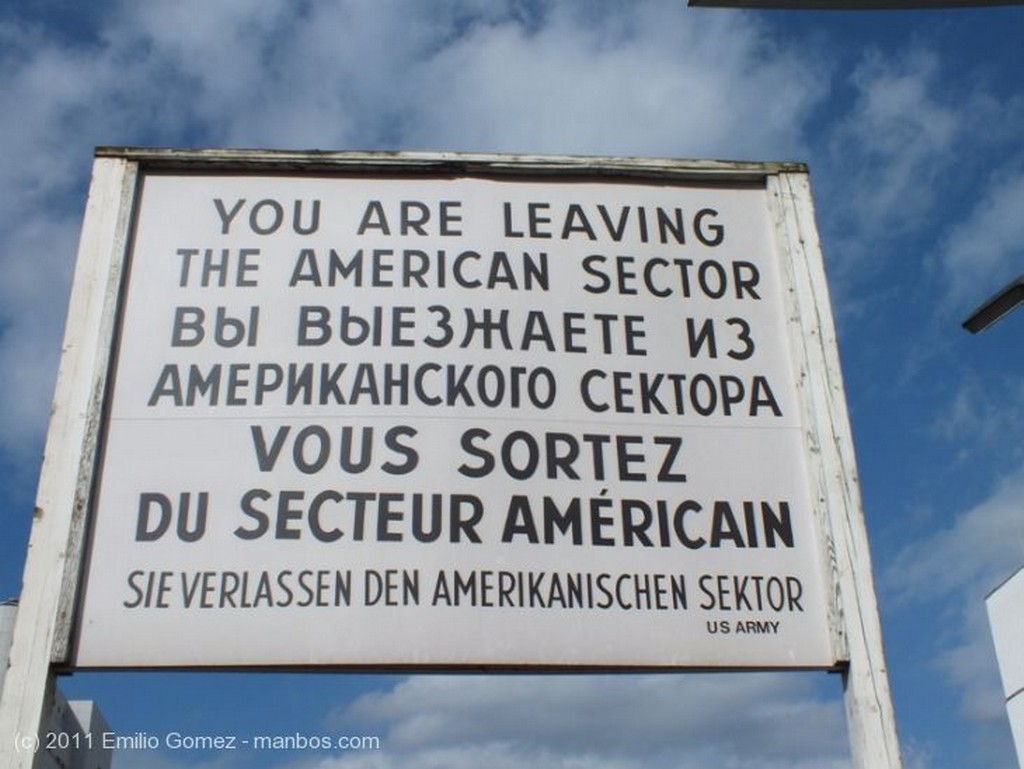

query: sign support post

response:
[0,156,135,769]
[769,172,902,767]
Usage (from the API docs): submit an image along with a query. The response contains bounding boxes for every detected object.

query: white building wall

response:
[1,602,111,769]
[987,565,1024,768]
[0,602,17,699]
[35,690,113,769]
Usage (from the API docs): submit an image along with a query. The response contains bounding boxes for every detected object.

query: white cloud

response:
[884,466,1024,753]
[0,205,82,458]
[931,598,1017,765]
[0,13,188,458]
[103,0,824,157]
[308,673,849,769]
[112,750,243,769]
[939,171,1024,313]
[821,49,962,254]
[887,467,1024,605]
[812,42,1024,329]
[0,0,826,464]
[934,374,1024,469]
[403,2,824,158]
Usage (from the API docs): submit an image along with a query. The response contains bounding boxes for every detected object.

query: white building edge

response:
[988,568,1024,767]
[1,601,112,769]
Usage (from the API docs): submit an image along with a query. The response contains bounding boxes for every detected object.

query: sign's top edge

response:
[93,147,808,180]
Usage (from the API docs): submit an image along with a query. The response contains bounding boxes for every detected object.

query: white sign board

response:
[72,160,839,669]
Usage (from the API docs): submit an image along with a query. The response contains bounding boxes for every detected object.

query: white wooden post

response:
[0,157,135,769]
[770,171,903,769]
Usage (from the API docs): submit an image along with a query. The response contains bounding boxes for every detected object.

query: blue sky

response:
[2,1,1024,768]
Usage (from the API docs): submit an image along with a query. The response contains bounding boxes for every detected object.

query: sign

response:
[71,154,840,669]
